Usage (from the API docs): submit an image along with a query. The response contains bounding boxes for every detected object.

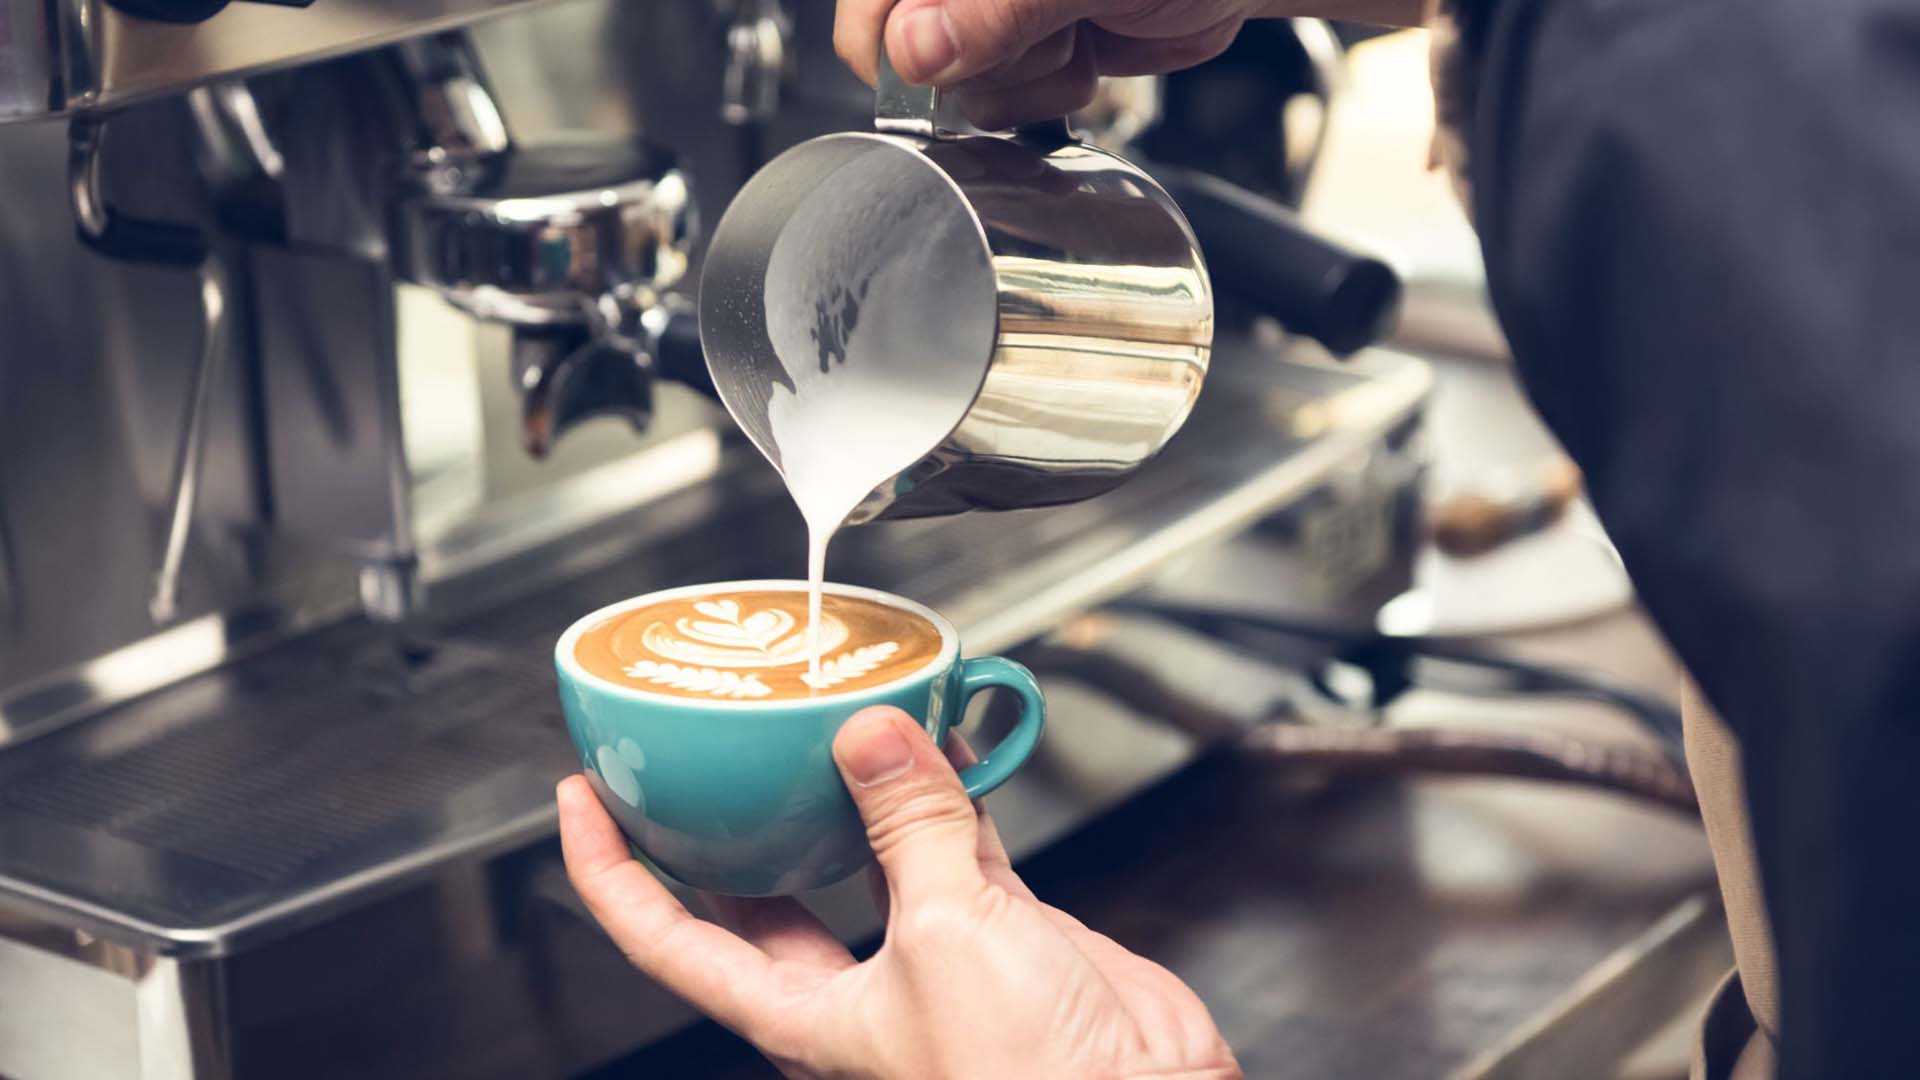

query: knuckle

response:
[1065,59,1098,101]
[1174,19,1242,66]
[864,787,975,856]
[647,909,714,963]
[572,852,625,895]
[1039,25,1077,67]
[978,846,1017,878]
[1044,51,1099,115]
[1056,82,1098,123]
[617,912,684,970]
[985,0,1046,50]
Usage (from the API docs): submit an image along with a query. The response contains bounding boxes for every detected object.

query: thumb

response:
[833,706,985,907]
[884,0,1088,86]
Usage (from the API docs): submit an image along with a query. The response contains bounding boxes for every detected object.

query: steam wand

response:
[70,112,219,624]
[147,260,231,625]
[69,84,280,625]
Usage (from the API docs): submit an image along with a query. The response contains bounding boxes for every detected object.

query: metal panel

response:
[0,933,140,1078]
[0,108,288,696]
[136,958,233,1080]
[253,247,412,563]
[0,0,578,121]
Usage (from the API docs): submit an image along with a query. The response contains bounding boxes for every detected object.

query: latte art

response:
[637,598,849,670]
[575,589,944,701]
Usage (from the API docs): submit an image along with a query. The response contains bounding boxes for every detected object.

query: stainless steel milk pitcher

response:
[700,51,1213,523]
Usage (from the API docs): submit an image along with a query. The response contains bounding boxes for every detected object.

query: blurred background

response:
[0,5,1720,1078]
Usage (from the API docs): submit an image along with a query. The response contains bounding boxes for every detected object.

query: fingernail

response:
[842,711,914,786]
[898,7,960,82]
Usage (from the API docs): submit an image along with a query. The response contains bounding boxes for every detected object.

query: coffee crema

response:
[574,589,944,701]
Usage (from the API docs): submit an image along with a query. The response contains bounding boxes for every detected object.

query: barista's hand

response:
[834,0,1426,130]
[558,707,1240,1080]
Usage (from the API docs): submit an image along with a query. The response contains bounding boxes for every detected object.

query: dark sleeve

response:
[1462,0,1920,1074]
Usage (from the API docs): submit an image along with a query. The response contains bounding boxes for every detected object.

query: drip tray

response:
[0,638,572,940]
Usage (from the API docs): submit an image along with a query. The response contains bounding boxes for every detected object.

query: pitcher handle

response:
[875,46,1074,144]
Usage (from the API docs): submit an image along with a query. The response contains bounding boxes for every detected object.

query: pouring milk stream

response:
[759,153,995,677]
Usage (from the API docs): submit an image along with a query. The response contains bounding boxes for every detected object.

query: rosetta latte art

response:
[577,588,943,701]
[800,641,900,690]
[621,660,773,699]
[639,598,850,669]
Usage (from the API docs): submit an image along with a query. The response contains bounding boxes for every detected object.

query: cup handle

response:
[952,656,1046,799]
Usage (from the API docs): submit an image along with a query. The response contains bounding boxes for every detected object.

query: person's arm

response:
[1460,0,1920,1074]
[833,0,1426,129]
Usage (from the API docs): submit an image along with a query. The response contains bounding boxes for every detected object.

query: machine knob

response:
[105,0,312,23]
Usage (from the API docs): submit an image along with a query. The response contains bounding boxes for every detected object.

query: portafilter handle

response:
[517,301,714,458]
[875,44,1073,144]
[391,126,699,458]
[1145,162,1401,357]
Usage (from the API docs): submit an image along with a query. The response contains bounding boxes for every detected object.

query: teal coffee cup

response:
[555,580,1046,896]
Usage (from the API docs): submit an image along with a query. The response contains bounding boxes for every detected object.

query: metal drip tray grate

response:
[0,640,574,935]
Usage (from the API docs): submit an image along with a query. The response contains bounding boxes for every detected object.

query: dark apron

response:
[1425,8,1779,1072]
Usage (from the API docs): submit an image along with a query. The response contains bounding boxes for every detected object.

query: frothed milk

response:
[759,151,997,672]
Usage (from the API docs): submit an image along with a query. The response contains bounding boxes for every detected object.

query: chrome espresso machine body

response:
[0,4,1430,1077]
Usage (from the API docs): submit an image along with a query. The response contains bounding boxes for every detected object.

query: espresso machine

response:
[0,3,1429,1077]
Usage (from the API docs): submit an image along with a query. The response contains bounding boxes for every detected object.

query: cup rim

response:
[555,579,960,710]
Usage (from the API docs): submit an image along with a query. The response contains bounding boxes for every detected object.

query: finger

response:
[1087,19,1242,78]
[702,893,858,970]
[956,30,1099,133]
[833,0,896,86]
[832,706,987,909]
[865,861,892,917]
[955,24,1077,92]
[556,776,783,1033]
[856,729,1039,915]
[940,728,984,773]
[941,733,1038,901]
[885,0,1101,86]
